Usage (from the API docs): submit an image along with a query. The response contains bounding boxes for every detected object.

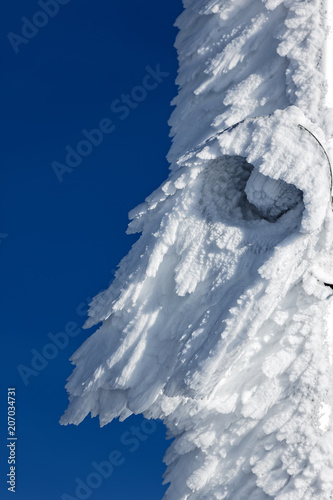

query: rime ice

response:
[61,1,333,499]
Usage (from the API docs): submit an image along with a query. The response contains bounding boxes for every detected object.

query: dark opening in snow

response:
[201,155,303,225]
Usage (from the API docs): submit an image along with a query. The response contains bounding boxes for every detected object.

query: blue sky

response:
[0,1,182,498]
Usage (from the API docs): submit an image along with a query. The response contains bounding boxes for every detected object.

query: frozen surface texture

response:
[62,1,333,499]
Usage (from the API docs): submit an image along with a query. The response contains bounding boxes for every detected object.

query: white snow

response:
[61,1,333,499]
[324,0,333,108]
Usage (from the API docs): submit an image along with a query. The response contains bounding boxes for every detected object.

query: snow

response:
[324,0,333,108]
[61,1,333,498]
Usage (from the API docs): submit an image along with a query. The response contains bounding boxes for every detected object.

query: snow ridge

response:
[62,1,333,499]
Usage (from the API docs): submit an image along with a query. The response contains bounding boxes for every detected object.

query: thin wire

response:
[298,124,333,207]
[204,117,333,208]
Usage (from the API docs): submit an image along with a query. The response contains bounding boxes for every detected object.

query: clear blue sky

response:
[0,1,182,498]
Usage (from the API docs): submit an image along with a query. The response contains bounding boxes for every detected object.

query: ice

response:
[61,1,333,498]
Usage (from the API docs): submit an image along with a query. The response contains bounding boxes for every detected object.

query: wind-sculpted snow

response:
[168,0,326,162]
[62,1,333,499]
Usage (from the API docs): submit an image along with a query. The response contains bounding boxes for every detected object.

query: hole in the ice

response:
[201,155,303,224]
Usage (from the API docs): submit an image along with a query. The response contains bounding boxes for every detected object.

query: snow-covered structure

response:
[62,1,333,498]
